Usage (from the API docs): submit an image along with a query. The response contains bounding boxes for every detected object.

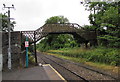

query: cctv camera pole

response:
[3,4,14,70]
[8,8,11,70]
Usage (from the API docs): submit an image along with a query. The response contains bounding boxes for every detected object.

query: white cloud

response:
[0,0,90,31]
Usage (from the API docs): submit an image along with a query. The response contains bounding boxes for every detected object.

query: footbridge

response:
[21,23,96,44]
[21,23,97,65]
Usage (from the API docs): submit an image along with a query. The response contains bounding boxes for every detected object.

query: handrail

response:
[21,23,85,44]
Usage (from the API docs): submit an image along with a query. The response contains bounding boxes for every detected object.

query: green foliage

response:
[45,15,69,24]
[98,34,120,47]
[37,34,79,51]
[83,2,120,48]
[0,14,16,32]
[37,15,79,51]
[48,47,120,66]
[100,7,118,26]
[86,2,118,27]
[28,52,35,64]
[83,25,97,30]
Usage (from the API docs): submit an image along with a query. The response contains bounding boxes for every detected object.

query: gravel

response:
[37,52,118,81]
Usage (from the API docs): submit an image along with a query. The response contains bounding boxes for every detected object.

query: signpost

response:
[25,37,29,68]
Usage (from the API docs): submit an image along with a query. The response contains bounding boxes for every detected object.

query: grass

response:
[47,47,120,66]
[44,47,120,74]
[45,52,119,74]
[28,52,35,64]
[46,52,87,63]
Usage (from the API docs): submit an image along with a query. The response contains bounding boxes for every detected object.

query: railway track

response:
[37,52,117,81]
[38,52,88,81]
[46,54,118,80]
[41,55,88,81]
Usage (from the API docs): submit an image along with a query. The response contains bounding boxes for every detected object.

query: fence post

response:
[34,31,38,65]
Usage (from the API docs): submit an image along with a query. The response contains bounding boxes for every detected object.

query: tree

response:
[97,5,120,47]
[0,14,16,32]
[37,16,78,51]
[45,16,69,24]
[83,2,120,47]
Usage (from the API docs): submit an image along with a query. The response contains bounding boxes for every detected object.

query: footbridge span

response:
[21,23,96,44]
[21,23,97,65]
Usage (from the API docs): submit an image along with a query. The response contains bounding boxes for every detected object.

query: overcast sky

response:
[0,0,90,31]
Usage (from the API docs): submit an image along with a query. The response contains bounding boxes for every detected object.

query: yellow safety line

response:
[42,64,50,66]
[48,64,66,81]
[42,64,67,82]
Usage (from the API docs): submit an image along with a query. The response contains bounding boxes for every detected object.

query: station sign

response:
[25,41,29,47]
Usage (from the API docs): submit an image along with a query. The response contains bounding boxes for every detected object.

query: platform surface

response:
[2,64,65,80]
[43,64,65,80]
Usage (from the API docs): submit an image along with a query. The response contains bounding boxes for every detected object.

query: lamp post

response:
[3,4,14,70]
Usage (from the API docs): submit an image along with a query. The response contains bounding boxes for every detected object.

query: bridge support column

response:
[34,31,38,65]
[85,41,89,48]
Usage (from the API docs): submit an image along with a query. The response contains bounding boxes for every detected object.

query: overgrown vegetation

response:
[47,47,120,66]
[37,34,79,51]
[28,52,35,64]
[37,2,120,68]
[46,50,119,73]
[83,2,120,48]
[37,16,79,51]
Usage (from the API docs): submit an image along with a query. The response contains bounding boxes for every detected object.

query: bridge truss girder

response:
[21,23,97,65]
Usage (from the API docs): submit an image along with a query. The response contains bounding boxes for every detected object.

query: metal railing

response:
[21,23,83,44]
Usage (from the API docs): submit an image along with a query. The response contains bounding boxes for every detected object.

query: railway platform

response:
[2,64,65,81]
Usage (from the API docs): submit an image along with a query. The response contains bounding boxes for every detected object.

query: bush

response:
[48,47,120,66]
[28,52,35,64]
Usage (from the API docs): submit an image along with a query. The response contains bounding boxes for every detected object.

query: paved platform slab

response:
[43,64,65,80]
[2,64,65,80]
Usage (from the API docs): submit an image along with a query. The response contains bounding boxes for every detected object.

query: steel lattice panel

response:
[21,23,96,44]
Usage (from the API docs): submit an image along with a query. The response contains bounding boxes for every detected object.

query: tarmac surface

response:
[2,64,65,80]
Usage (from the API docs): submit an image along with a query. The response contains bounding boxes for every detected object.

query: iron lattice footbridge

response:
[21,23,97,64]
[21,23,96,44]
